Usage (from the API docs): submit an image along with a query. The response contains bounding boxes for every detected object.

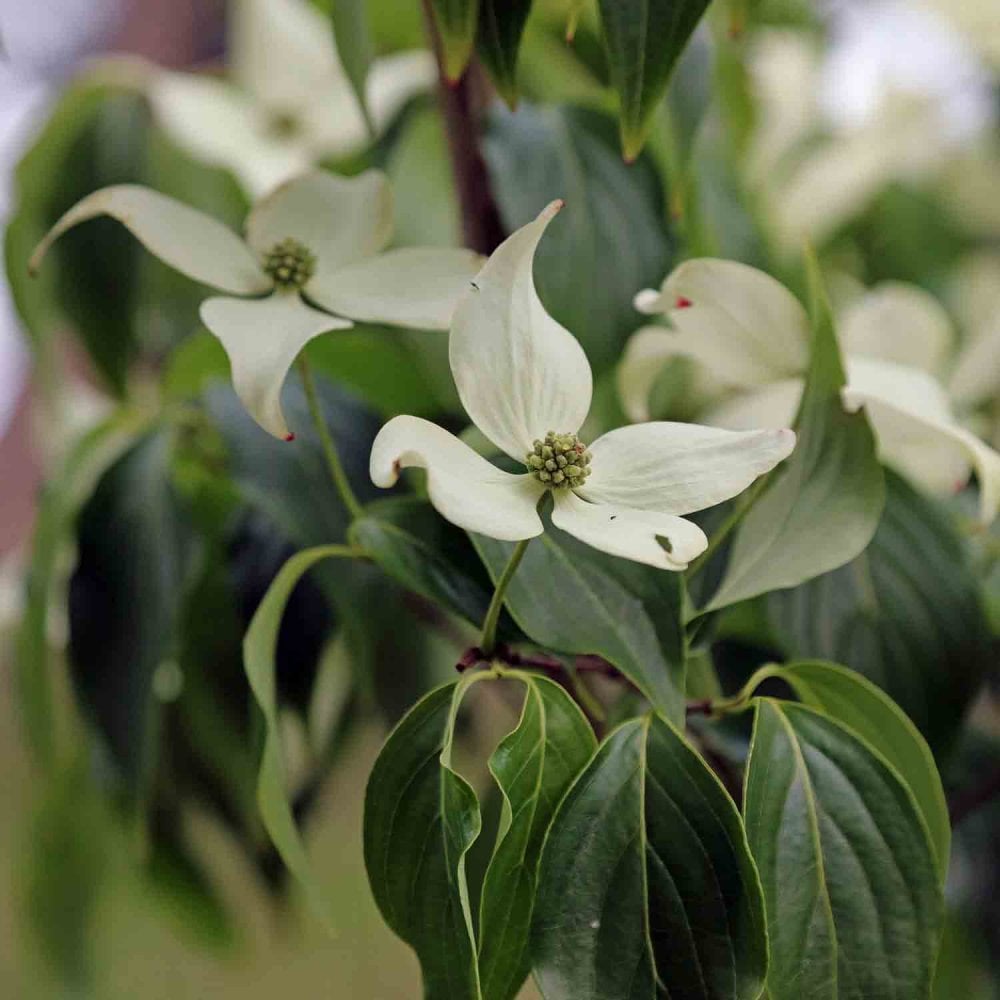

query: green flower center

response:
[525,431,592,489]
[263,238,316,290]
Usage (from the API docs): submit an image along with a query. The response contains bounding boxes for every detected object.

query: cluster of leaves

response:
[8,0,999,997]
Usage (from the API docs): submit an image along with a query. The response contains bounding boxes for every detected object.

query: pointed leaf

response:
[532,713,767,999]
[597,0,712,160]
[473,522,687,724]
[744,699,943,1000]
[478,676,596,1000]
[429,0,480,81]
[364,679,483,999]
[704,253,885,611]
[476,0,532,108]
[776,661,949,881]
[767,469,993,753]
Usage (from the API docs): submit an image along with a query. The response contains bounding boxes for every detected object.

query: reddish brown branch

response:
[949,766,1000,826]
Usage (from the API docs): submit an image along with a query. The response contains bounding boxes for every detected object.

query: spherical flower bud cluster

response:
[263,237,316,289]
[525,431,592,489]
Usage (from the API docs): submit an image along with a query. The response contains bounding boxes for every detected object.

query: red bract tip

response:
[675,296,693,309]
[284,432,295,442]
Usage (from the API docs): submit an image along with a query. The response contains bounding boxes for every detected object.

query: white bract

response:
[370,205,796,571]
[624,259,1000,524]
[30,170,481,440]
[150,0,435,196]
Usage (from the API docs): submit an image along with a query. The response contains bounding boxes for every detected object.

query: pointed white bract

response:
[623,258,1000,524]
[371,206,796,570]
[31,170,481,439]
[152,0,435,196]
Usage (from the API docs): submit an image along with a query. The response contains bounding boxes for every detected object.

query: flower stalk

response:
[479,537,532,656]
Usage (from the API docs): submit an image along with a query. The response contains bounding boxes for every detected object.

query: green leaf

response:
[596,0,712,160]
[476,0,532,108]
[478,675,596,1000]
[473,521,686,724]
[430,0,480,81]
[703,252,885,611]
[532,713,768,999]
[68,429,197,795]
[767,470,993,754]
[328,0,376,136]
[243,543,360,930]
[350,498,506,633]
[775,661,950,881]
[744,699,943,1000]
[364,678,483,999]
[484,103,673,374]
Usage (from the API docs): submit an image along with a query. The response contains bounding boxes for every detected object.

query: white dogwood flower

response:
[625,259,1000,523]
[30,170,481,440]
[150,0,435,196]
[370,204,796,571]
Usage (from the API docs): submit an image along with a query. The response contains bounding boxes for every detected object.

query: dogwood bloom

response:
[30,170,481,440]
[150,0,435,196]
[624,259,1000,524]
[370,205,796,571]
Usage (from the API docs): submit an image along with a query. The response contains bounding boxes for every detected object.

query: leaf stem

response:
[479,538,532,656]
[297,356,363,520]
[686,473,770,579]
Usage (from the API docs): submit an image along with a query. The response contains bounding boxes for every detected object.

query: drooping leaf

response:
[775,661,950,880]
[767,470,994,754]
[532,712,768,999]
[704,252,885,611]
[596,0,712,160]
[476,0,533,108]
[484,102,673,374]
[328,0,375,136]
[478,675,595,1000]
[68,428,197,795]
[744,699,943,1000]
[242,542,360,929]
[350,497,509,634]
[429,0,480,81]
[364,678,483,999]
[473,517,686,724]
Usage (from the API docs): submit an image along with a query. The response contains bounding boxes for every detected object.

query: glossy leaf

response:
[704,253,884,611]
[68,429,197,794]
[532,712,768,999]
[597,0,712,160]
[484,103,673,374]
[776,661,950,880]
[744,699,943,1000]
[478,675,596,1000]
[473,519,687,724]
[243,543,359,929]
[767,470,993,753]
[476,0,532,107]
[429,0,480,81]
[364,678,483,999]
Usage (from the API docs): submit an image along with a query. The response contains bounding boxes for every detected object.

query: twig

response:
[948,766,1000,826]
[420,0,505,255]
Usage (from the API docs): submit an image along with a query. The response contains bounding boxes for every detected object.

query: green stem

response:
[297,355,363,520]
[686,473,770,579]
[480,538,532,656]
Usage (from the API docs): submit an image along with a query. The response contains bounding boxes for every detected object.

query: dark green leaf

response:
[478,675,595,1000]
[775,661,950,879]
[532,713,767,999]
[484,103,673,374]
[767,470,994,754]
[429,0,480,81]
[473,519,686,724]
[364,679,482,999]
[476,0,532,107]
[704,252,885,610]
[597,0,712,160]
[744,699,943,1000]
[68,429,197,795]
